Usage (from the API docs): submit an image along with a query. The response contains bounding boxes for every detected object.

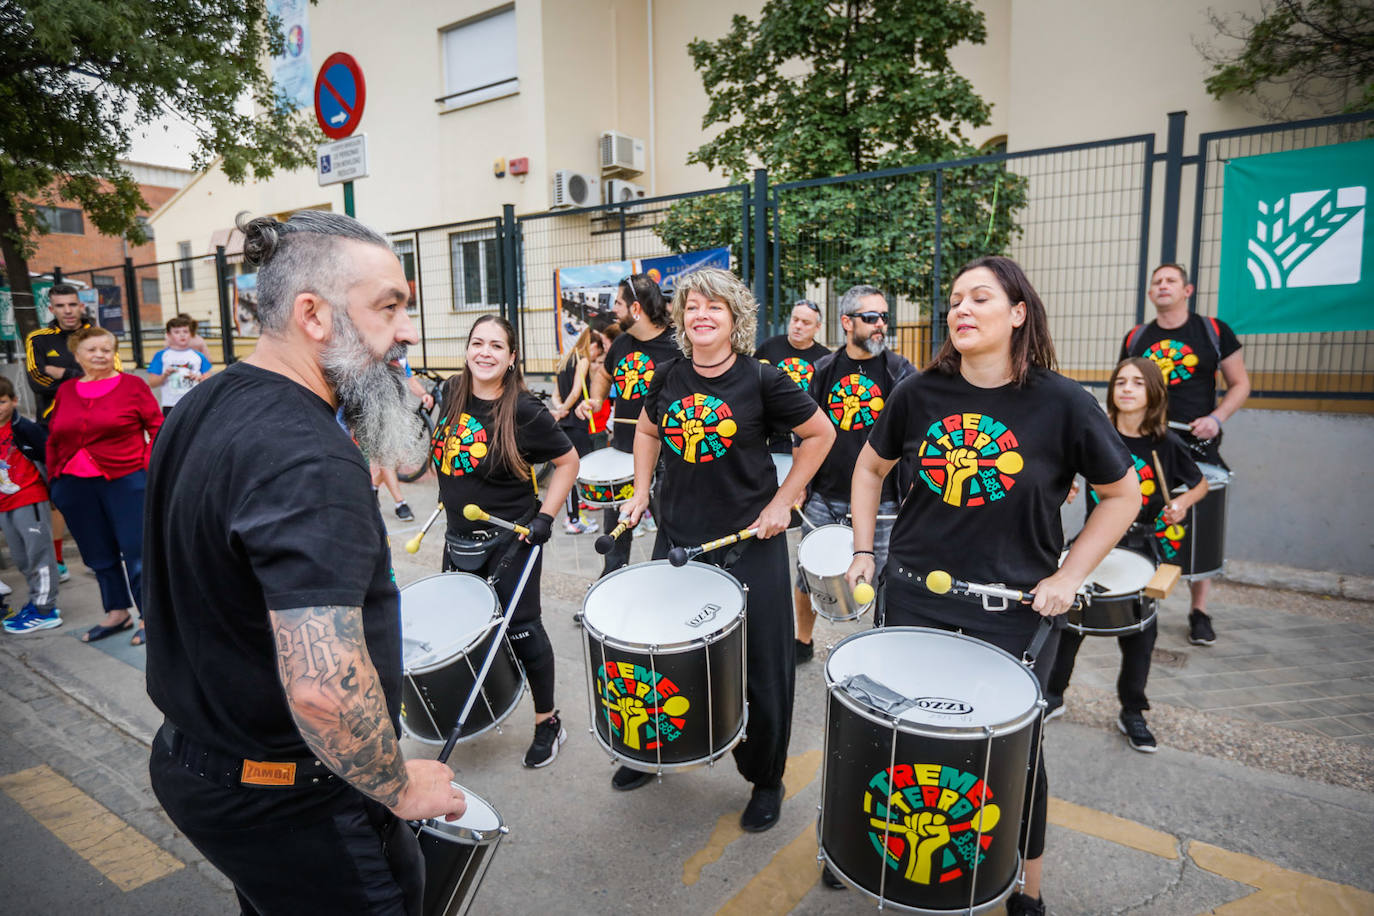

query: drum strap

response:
[840,674,917,716]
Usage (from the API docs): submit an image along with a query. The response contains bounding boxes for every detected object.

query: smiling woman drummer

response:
[620,268,834,830]
[846,256,1139,916]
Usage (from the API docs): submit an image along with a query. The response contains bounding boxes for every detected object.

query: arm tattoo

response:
[270,605,408,807]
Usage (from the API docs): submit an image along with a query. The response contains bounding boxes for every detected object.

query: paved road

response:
[1,470,1371,914]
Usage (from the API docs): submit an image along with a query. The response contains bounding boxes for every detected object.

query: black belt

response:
[157,721,339,790]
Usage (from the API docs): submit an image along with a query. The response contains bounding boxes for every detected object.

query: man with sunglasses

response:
[795,285,915,664]
[755,299,831,454]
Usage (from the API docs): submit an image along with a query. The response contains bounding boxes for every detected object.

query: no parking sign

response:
[314,52,365,139]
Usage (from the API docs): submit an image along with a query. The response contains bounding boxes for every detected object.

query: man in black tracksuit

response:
[24,284,97,423]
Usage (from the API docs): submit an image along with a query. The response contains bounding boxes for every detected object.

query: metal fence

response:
[1188,111,1374,400]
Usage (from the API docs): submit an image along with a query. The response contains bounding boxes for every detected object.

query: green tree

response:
[1199,0,1374,119]
[653,0,1024,333]
[0,0,321,337]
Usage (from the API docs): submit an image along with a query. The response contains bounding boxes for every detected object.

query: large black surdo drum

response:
[819,628,1044,914]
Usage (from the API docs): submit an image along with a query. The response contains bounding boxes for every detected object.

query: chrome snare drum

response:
[577,447,635,508]
[1062,548,1157,636]
[798,524,874,622]
[415,783,508,916]
[1174,462,1230,579]
[400,573,525,745]
[820,628,1043,914]
[580,560,748,773]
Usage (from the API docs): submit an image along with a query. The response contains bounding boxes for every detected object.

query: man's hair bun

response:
[239,214,282,267]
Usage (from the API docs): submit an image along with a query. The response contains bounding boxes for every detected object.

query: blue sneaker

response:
[57,563,71,583]
[5,604,60,633]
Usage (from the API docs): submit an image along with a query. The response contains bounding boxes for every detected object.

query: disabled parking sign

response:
[314,52,365,139]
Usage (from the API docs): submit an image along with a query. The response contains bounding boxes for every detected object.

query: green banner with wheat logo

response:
[1218,139,1374,334]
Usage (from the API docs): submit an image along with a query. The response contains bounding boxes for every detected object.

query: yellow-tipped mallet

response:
[925,569,954,595]
[853,580,876,606]
[463,503,532,538]
[404,503,445,554]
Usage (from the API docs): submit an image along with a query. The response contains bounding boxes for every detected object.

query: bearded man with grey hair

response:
[793,285,916,667]
[143,211,465,914]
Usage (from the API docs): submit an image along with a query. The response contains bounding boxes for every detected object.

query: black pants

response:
[442,536,556,713]
[653,530,795,788]
[601,480,663,578]
[1048,616,1157,714]
[880,585,1057,861]
[149,729,423,915]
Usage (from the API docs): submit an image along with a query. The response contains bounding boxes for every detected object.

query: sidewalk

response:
[0,470,1370,913]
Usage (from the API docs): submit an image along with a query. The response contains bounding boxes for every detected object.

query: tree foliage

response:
[653,0,1024,326]
[0,0,321,334]
[1199,0,1374,118]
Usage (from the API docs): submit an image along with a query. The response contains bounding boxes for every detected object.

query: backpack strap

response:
[1204,316,1223,360]
[1124,323,1148,356]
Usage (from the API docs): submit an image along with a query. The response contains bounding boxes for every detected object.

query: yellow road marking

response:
[682,749,821,886]
[716,823,819,916]
[1191,841,1374,915]
[0,765,183,892]
[1047,797,1179,860]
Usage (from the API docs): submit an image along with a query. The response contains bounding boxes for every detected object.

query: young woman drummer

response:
[550,325,608,533]
[620,268,834,831]
[432,315,580,768]
[1049,357,1207,752]
[846,256,1139,916]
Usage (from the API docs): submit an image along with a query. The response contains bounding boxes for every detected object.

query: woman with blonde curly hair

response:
[618,267,835,829]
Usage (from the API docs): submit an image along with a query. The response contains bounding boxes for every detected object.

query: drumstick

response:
[437,543,542,763]
[1151,449,1171,511]
[594,518,631,554]
[580,377,595,434]
[404,502,445,554]
[462,504,532,538]
[667,527,758,567]
[924,569,1086,611]
[853,579,875,606]
[793,504,818,532]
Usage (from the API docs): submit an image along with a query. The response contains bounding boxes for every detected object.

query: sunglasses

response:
[794,299,821,313]
[848,310,889,325]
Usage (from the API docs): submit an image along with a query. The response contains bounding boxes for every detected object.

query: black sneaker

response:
[794,639,814,665]
[1006,891,1045,916]
[1118,711,1158,753]
[395,501,415,522]
[1043,693,1065,722]
[821,865,846,889]
[523,711,566,768]
[1188,609,1216,646]
[740,783,783,832]
[611,765,653,791]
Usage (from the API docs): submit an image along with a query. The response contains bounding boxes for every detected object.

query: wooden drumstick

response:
[462,504,532,538]
[404,503,445,554]
[580,377,595,434]
[668,528,758,567]
[1151,449,1173,515]
[594,518,632,554]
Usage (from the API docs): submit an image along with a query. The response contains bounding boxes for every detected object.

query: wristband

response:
[1206,413,1222,427]
[853,549,875,557]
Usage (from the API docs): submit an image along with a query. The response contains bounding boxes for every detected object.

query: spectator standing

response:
[148,315,214,416]
[0,377,62,633]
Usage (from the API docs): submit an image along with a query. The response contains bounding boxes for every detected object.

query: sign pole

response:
[344,180,355,217]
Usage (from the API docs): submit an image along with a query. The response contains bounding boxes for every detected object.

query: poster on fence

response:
[234,273,261,337]
[96,286,125,334]
[552,248,732,355]
[1218,139,1374,334]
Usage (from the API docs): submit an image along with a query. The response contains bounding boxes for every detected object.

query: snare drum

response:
[577,447,635,508]
[771,453,793,487]
[415,783,508,916]
[400,573,525,745]
[820,628,1042,914]
[1061,548,1157,636]
[580,560,748,773]
[798,524,873,621]
[1174,463,1230,579]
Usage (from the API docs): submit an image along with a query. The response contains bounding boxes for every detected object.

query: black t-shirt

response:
[433,387,572,535]
[867,367,1133,631]
[555,359,584,432]
[605,327,682,451]
[144,362,401,760]
[644,355,820,545]
[754,335,831,394]
[809,348,917,501]
[1089,430,1202,562]
[1120,314,1241,423]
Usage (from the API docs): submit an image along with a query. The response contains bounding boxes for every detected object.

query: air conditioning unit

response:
[603,179,646,205]
[551,170,598,209]
[599,130,645,175]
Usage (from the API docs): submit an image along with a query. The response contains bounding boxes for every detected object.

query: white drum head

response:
[400,573,499,670]
[1062,548,1154,597]
[579,447,634,484]
[797,525,853,576]
[771,454,792,487]
[420,783,504,842]
[583,561,744,645]
[826,629,1039,729]
[1198,462,1230,487]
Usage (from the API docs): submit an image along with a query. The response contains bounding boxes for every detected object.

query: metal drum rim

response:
[400,572,501,672]
[824,626,1043,737]
[576,447,636,484]
[579,559,746,650]
[416,784,507,845]
[815,843,1021,915]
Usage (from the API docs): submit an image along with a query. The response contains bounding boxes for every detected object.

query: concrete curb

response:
[1222,559,1374,603]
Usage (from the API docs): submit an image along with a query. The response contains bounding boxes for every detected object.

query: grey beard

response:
[857,331,887,356]
[321,315,426,468]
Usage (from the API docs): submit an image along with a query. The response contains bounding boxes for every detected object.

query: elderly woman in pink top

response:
[46,326,162,646]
